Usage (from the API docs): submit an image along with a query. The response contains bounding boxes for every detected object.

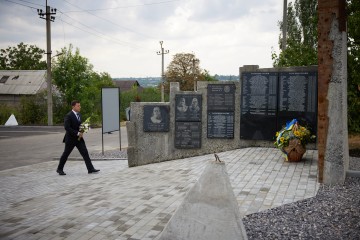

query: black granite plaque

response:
[175,94,202,122]
[278,72,317,113]
[207,112,234,138]
[277,113,317,136]
[207,84,236,111]
[240,72,278,140]
[241,72,278,116]
[240,115,277,141]
[175,122,201,148]
[277,72,317,135]
[143,105,170,132]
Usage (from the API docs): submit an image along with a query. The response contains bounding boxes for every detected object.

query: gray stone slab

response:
[159,160,248,240]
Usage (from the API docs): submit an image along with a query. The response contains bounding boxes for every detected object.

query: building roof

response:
[0,70,47,95]
[113,80,143,92]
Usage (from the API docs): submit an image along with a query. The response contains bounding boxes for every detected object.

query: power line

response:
[4,0,38,9]
[61,0,155,40]
[17,0,44,7]
[58,16,145,50]
[5,0,164,52]
[62,0,181,13]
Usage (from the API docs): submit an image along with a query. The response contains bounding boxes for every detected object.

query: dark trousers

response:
[57,140,94,171]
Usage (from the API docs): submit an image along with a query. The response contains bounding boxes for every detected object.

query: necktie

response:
[76,113,80,122]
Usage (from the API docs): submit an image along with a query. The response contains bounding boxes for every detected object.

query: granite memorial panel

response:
[207,84,236,111]
[175,94,202,122]
[240,72,278,140]
[175,122,202,148]
[207,111,234,139]
[143,105,170,132]
[277,72,317,134]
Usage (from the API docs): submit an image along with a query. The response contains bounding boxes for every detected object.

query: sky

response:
[0,0,290,78]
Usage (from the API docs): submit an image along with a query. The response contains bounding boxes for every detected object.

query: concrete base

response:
[159,160,248,240]
[346,170,360,178]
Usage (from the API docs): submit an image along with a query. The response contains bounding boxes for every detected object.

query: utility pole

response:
[282,0,288,51]
[192,57,199,91]
[37,0,56,125]
[157,41,169,102]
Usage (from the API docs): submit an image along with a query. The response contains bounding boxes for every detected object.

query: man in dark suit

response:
[56,100,100,175]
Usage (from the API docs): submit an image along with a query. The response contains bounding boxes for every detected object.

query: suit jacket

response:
[62,111,82,143]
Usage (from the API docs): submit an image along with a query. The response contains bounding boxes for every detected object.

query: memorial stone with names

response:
[207,111,234,138]
[207,84,236,139]
[277,72,317,134]
[240,72,278,140]
[175,94,202,148]
[175,122,202,148]
[207,84,236,111]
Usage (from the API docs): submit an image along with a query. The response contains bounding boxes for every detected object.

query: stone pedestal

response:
[159,161,248,240]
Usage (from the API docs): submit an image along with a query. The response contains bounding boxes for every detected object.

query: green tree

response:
[273,0,360,133]
[0,42,47,70]
[202,69,218,82]
[52,44,114,124]
[119,86,164,121]
[272,0,318,67]
[164,53,216,91]
[19,90,47,125]
[0,104,20,125]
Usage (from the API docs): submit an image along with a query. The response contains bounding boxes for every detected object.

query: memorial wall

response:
[126,65,318,167]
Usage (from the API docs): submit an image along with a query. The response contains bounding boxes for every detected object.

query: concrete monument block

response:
[159,160,248,240]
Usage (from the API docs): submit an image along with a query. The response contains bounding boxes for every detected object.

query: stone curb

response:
[346,170,360,178]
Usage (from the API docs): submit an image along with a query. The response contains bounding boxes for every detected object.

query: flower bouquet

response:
[78,117,91,141]
[274,119,316,162]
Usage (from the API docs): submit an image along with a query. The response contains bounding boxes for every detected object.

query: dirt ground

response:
[349,134,360,157]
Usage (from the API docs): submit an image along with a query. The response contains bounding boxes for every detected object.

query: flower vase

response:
[283,138,306,162]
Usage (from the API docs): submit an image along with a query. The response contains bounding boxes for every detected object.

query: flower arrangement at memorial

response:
[78,117,91,141]
[274,119,316,162]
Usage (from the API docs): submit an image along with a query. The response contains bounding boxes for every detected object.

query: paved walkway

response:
[0,147,319,240]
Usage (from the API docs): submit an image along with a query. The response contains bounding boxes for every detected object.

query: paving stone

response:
[0,148,319,239]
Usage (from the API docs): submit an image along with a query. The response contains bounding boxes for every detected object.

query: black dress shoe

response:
[56,169,66,175]
[88,169,100,174]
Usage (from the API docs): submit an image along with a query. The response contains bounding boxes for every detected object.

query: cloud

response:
[187,0,251,22]
[0,0,285,77]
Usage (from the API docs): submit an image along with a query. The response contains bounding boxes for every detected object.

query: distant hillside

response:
[214,75,239,81]
[113,75,238,88]
[113,77,161,88]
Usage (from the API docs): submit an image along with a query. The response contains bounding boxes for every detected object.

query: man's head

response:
[71,100,81,112]
[179,98,186,106]
[191,98,198,106]
[153,107,161,118]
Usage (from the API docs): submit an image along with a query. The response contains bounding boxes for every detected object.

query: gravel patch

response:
[243,157,360,240]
